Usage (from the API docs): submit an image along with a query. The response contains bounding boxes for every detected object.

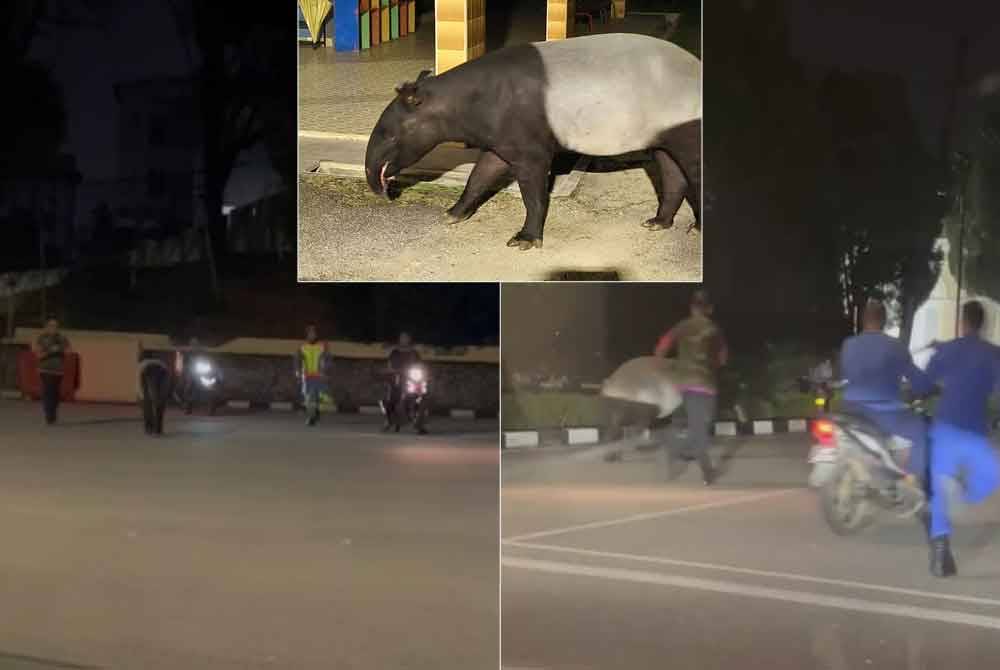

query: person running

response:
[296,325,332,426]
[35,317,71,425]
[654,290,728,485]
[138,348,172,436]
[922,300,1000,577]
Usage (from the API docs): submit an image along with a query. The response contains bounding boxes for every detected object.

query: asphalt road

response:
[0,400,499,670]
[502,434,1000,670]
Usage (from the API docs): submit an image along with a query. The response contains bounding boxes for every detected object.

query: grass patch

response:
[299,173,472,209]
[502,392,615,430]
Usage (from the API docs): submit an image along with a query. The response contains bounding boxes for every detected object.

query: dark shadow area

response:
[545,270,623,281]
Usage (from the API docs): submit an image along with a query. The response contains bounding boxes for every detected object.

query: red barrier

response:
[17,351,80,401]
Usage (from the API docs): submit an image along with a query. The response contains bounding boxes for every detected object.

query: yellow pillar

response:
[546,0,575,40]
[435,0,485,74]
[612,0,626,20]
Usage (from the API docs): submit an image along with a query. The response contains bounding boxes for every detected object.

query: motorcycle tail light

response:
[811,419,836,445]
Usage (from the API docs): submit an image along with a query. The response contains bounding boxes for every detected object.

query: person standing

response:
[35,317,71,425]
[296,325,331,426]
[138,349,172,436]
[922,301,1000,577]
[654,290,728,485]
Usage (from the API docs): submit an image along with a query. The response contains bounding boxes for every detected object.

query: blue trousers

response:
[842,403,928,479]
[302,377,327,413]
[928,421,1000,538]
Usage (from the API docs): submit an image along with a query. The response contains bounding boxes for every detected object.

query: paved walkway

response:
[298,9,684,137]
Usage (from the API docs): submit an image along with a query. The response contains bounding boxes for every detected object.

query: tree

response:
[703,0,847,349]
[164,1,294,299]
[811,70,948,343]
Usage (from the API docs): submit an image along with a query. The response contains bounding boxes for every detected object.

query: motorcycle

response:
[175,356,226,415]
[804,378,926,536]
[381,364,430,434]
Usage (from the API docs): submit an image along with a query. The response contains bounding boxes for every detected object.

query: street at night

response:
[502,435,1000,670]
[0,400,498,670]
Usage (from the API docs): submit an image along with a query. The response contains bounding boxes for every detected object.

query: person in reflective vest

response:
[296,324,332,426]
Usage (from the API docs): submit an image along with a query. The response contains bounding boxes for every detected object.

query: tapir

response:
[601,355,684,419]
[364,33,701,250]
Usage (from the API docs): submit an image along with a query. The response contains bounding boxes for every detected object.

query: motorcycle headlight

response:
[195,360,212,375]
[408,367,424,382]
[200,376,217,388]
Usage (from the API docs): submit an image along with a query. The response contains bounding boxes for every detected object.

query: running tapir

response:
[601,356,684,418]
[365,33,701,250]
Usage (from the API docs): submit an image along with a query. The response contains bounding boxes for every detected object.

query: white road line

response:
[503,489,796,543]
[504,542,1000,609]
[503,557,1000,631]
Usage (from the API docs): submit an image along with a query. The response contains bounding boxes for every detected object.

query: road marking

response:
[503,489,796,542]
[503,557,1000,630]
[504,542,1000,609]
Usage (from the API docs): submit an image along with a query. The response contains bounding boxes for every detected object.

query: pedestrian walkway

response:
[298,9,682,137]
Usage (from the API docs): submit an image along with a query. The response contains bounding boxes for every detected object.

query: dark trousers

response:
[141,366,170,435]
[677,391,716,478]
[40,373,62,424]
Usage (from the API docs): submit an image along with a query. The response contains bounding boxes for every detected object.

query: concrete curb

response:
[1,389,24,400]
[503,418,813,449]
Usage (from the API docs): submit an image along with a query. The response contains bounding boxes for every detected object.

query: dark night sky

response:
[785,0,1000,153]
[31,2,189,180]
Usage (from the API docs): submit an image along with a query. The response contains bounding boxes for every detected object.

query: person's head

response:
[44,317,59,334]
[691,289,714,317]
[961,300,986,337]
[862,299,887,332]
[399,332,412,348]
[305,325,318,343]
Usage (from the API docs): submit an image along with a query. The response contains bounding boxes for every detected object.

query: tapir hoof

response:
[506,233,543,250]
[443,208,472,225]
[642,217,674,231]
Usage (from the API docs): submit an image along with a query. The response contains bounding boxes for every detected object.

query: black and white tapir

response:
[365,32,701,250]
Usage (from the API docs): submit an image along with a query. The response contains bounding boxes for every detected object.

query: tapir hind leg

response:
[506,160,552,251]
[658,119,701,233]
[643,148,688,231]
[445,150,511,224]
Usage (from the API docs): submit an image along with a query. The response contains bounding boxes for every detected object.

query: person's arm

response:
[654,328,676,357]
[60,335,71,353]
[717,331,729,367]
[901,344,935,397]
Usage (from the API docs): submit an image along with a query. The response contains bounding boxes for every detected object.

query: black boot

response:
[930,535,957,578]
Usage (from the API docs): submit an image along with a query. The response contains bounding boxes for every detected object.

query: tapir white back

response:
[535,33,701,156]
[600,355,684,418]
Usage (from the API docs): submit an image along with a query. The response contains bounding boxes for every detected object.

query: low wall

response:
[4,329,499,412]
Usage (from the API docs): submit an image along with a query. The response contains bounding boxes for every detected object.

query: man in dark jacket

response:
[138,348,172,436]
[654,290,728,485]
[35,317,71,425]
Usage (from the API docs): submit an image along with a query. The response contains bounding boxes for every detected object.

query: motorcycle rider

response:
[296,325,332,426]
[838,299,935,509]
[177,336,205,415]
[383,332,425,434]
[921,300,1000,577]
[654,289,728,485]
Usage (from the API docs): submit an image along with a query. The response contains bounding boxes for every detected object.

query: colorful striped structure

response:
[435,0,485,74]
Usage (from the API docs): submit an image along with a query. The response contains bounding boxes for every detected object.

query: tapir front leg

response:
[642,148,689,231]
[506,159,552,251]
[445,150,511,224]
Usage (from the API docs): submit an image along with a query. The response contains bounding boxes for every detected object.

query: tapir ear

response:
[394,82,423,109]
[416,69,432,81]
